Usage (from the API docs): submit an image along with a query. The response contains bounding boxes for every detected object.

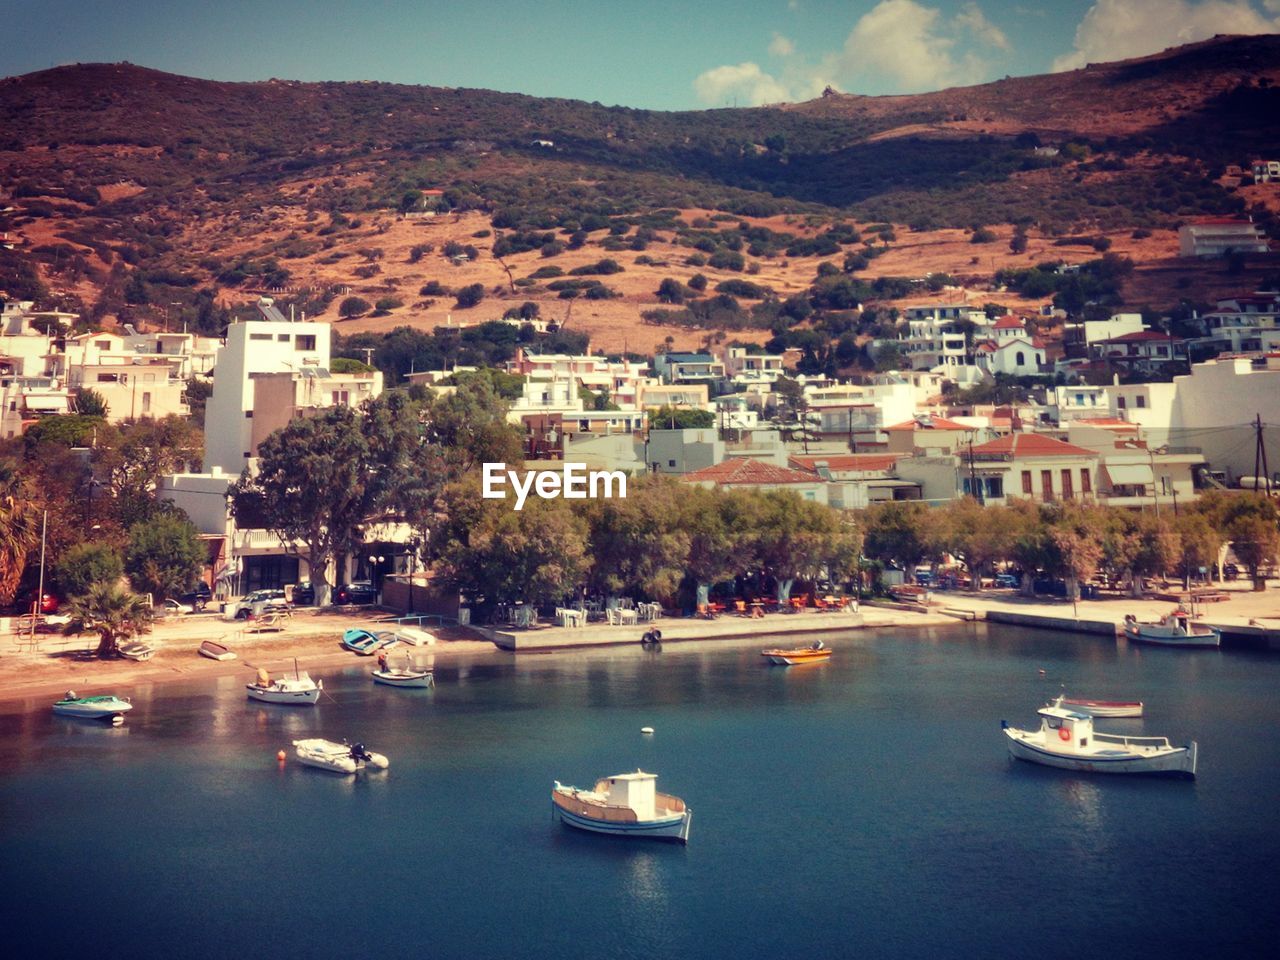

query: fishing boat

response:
[292,739,389,774]
[1003,704,1197,778]
[341,628,399,655]
[245,665,321,705]
[1123,609,1220,648]
[761,639,833,665]
[52,692,133,723]
[551,770,691,844]
[198,640,237,662]
[372,666,434,688]
[117,640,158,661]
[1048,693,1144,718]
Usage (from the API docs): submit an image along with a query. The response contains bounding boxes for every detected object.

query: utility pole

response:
[1254,413,1272,495]
[969,432,983,504]
[29,510,48,643]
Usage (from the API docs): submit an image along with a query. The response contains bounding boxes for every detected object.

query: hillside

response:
[1,35,1278,357]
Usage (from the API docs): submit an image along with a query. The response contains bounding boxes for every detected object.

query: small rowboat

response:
[198,640,237,661]
[117,640,158,661]
[1003,706,1196,779]
[372,667,434,688]
[342,628,399,655]
[552,770,691,844]
[1049,693,1143,718]
[762,640,832,665]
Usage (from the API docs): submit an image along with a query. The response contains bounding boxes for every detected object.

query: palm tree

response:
[0,463,41,606]
[64,582,154,658]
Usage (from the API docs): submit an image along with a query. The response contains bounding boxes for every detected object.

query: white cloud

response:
[769,33,796,57]
[1053,0,1280,72]
[693,62,791,107]
[693,0,1012,103]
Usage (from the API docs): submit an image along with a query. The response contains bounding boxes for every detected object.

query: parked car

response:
[161,598,195,616]
[994,573,1019,589]
[334,581,377,605]
[178,583,212,612]
[1222,563,1239,581]
[229,589,287,619]
[12,589,59,615]
[289,582,315,605]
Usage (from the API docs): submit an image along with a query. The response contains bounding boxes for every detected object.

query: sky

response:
[4,0,1280,110]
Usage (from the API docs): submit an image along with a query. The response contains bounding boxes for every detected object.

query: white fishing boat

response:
[245,665,321,705]
[372,666,434,688]
[551,770,692,844]
[117,640,158,661]
[1123,608,1220,648]
[198,640,237,662]
[52,692,133,723]
[1048,693,1144,718]
[292,738,389,774]
[1003,704,1197,778]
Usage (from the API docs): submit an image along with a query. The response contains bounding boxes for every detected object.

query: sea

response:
[1,622,1278,960]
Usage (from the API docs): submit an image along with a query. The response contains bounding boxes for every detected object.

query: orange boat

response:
[761,641,833,665]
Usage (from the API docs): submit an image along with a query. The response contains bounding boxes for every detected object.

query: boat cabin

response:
[1038,705,1095,751]
[594,771,659,820]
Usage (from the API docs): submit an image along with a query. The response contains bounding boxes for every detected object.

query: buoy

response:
[641,727,654,735]
[276,749,287,762]
[111,715,124,726]
[1038,669,1046,676]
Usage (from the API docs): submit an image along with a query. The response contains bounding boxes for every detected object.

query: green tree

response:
[648,405,714,430]
[91,417,204,528]
[54,541,124,599]
[339,296,371,319]
[0,462,42,605]
[125,514,204,601]
[862,501,933,575]
[1218,493,1280,590]
[1047,501,1106,601]
[937,498,1014,591]
[64,581,153,658]
[455,283,485,308]
[657,278,687,304]
[76,387,109,418]
[579,477,690,604]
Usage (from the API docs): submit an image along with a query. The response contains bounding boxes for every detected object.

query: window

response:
[1041,470,1053,502]
[1136,395,1146,409]
[1081,469,1091,494]
[95,340,111,349]
[249,333,271,342]
[1015,352,1025,367]
[986,477,1004,499]
[277,334,290,342]
[1061,469,1073,499]
[1021,471,1033,495]
[331,390,349,405]
[244,410,253,418]
[141,392,151,414]
[295,335,316,351]
[1117,396,1126,409]
[668,459,676,468]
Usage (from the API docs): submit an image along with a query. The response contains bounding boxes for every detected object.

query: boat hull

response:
[372,670,434,688]
[1124,625,1220,648]
[1053,696,1143,718]
[1004,728,1196,778]
[198,642,236,662]
[52,698,133,720]
[552,802,692,843]
[117,643,157,661]
[292,739,389,774]
[245,685,320,705]
[762,649,833,665]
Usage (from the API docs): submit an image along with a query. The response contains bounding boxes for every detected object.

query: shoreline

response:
[3,583,1278,708]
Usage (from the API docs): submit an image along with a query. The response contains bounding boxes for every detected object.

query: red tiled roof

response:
[1099,331,1178,343]
[884,417,969,431]
[1190,217,1255,226]
[993,315,1025,330]
[789,454,902,473]
[967,433,1097,458]
[1077,417,1137,429]
[683,458,820,485]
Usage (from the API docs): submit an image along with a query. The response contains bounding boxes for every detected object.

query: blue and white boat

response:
[341,628,398,656]
[552,771,692,844]
[1003,704,1197,779]
[52,692,133,724]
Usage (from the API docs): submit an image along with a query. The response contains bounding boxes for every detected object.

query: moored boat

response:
[762,639,832,665]
[372,667,434,688]
[1123,610,1220,648]
[52,692,133,723]
[198,640,237,662]
[392,626,436,646]
[245,666,321,705]
[1003,704,1196,778]
[1048,693,1143,718]
[342,628,399,655]
[292,738,389,774]
[551,770,691,844]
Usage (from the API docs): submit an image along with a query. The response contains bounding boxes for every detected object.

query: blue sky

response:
[5,0,1279,109]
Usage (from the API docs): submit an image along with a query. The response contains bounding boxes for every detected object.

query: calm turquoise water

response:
[2,624,1278,959]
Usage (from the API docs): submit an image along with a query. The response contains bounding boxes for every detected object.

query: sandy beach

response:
[2,583,1277,708]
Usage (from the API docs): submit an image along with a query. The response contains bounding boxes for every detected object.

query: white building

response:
[1178,218,1269,257]
[974,316,1046,376]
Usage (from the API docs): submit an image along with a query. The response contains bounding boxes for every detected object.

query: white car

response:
[161,598,194,616]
